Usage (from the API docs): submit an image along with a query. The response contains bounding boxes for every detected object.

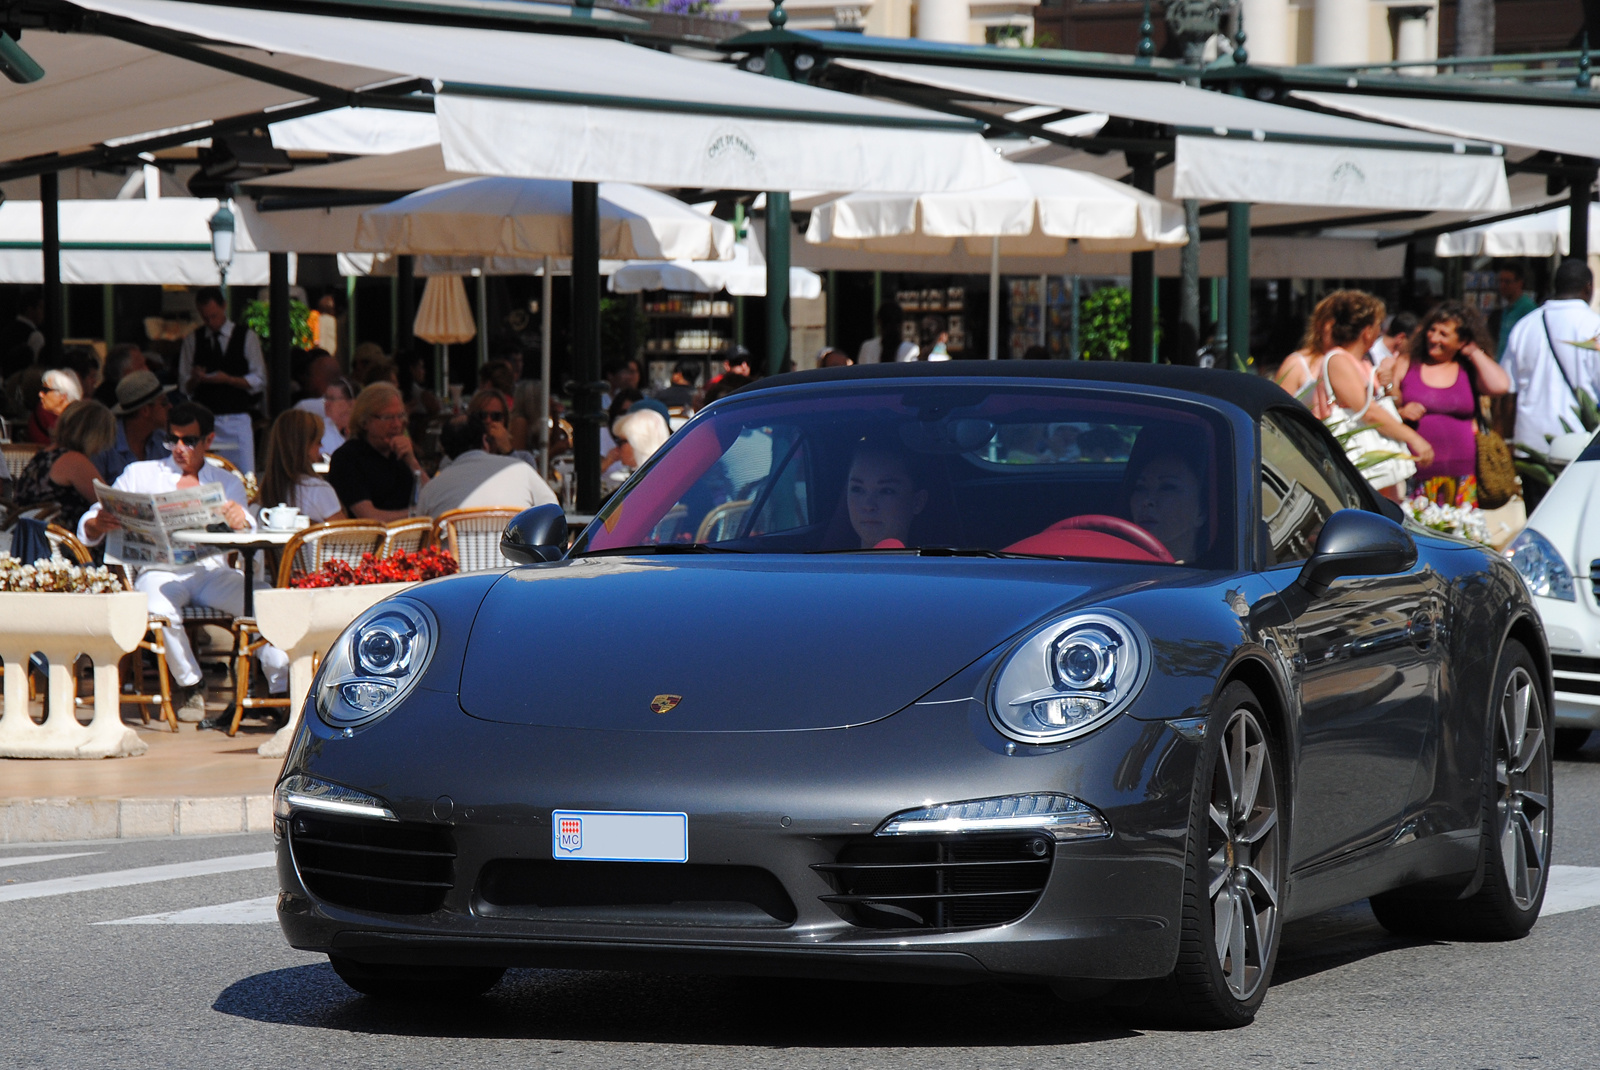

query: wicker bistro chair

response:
[381,516,435,557]
[2,442,41,480]
[435,507,524,572]
[222,520,384,738]
[274,519,390,588]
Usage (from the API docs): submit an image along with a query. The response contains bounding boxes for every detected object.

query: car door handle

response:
[1407,616,1436,645]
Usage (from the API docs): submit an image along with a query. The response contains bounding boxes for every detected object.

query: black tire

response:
[1554,728,1592,760]
[1370,640,1551,941]
[1166,681,1286,1028]
[328,956,505,1000]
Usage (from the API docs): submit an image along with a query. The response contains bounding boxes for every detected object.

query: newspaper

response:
[93,480,232,568]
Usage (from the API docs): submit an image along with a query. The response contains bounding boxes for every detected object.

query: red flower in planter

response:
[291,548,459,589]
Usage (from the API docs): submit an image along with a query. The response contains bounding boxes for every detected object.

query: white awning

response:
[52,0,1014,193]
[269,108,440,156]
[1292,91,1600,159]
[610,238,823,299]
[247,146,455,193]
[806,162,1186,254]
[356,178,736,260]
[1437,204,1600,258]
[0,199,283,284]
[835,59,1510,212]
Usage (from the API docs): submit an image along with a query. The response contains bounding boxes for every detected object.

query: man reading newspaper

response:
[78,401,288,723]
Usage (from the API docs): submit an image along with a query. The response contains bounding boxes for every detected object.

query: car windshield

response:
[573,383,1236,567]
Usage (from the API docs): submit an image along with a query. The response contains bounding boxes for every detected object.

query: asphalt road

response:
[7,747,1600,1070]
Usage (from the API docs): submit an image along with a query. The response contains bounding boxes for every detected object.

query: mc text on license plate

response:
[551,810,688,862]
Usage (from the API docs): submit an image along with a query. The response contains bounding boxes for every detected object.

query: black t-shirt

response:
[327,437,414,512]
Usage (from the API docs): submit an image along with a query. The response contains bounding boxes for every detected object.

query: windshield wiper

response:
[576,544,750,557]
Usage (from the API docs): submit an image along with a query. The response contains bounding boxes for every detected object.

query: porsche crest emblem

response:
[650,694,683,714]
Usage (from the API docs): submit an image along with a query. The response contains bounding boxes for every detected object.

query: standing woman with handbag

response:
[1320,291,1432,500]
[1388,301,1510,495]
[1274,295,1342,418]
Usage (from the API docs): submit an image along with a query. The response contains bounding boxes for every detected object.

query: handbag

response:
[1475,420,1518,509]
[1321,350,1417,491]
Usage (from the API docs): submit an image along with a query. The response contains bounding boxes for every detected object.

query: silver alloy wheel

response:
[1497,666,1551,910]
[1207,707,1282,1002]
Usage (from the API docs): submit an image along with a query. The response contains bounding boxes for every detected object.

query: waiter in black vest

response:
[178,287,266,474]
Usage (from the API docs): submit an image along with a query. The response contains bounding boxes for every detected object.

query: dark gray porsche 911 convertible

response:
[274,362,1552,1026]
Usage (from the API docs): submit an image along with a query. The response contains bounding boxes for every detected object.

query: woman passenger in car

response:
[847,444,928,548]
[1127,449,1207,564]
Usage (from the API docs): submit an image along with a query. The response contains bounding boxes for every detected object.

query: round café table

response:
[171,527,298,733]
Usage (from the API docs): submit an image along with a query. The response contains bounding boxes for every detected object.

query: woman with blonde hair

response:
[13,398,115,529]
[259,409,345,523]
[1274,296,1343,417]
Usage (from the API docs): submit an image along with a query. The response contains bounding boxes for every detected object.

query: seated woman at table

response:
[12,399,115,532]
[76,400,289,722]
[259,409,345,524]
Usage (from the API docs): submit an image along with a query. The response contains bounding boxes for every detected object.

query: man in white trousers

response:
[178,287,265,475]
[79,401,288,722]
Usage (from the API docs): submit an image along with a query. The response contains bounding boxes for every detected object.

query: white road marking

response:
[1543,864,1600,916]
[0,852,275,904]
[0,852,99,869]
[97,895,278,926]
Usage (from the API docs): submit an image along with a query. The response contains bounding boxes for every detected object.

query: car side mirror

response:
[1297,508,1416,597]
[501,504,567,564]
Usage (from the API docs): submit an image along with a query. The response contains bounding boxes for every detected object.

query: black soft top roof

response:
[742,360,1294,420]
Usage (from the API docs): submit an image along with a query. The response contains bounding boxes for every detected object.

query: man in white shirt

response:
[1500,260,1600,450]
[417,411,558,519]
[178,287,266,474]
[79,402,289,722]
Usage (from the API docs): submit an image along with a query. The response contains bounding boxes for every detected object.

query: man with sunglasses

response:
[78,401,289,723]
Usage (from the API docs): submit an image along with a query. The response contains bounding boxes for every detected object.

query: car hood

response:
[456,555,1147,732]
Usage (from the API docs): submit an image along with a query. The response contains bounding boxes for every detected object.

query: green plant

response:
[1080,287,1131,360]
[243,298,313,348]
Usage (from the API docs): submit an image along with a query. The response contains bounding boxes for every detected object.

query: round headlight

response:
[315,600,436,729]
[990,611,1148,745]
[1053,626,1120,691]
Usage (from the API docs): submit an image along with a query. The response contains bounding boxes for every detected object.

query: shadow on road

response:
[1272,900,1437,985]
[214,966,1142,1044]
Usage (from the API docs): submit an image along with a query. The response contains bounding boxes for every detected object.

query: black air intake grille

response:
[476,859,797,927]
[814,834,1053,930]
[288,813,454,915]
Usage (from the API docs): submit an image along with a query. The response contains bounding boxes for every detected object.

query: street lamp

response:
[208,201,236,292]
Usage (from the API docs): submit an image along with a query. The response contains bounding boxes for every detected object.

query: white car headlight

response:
[1505,528,1576,602]
[315,600,437,729]
[989,610,1149,745]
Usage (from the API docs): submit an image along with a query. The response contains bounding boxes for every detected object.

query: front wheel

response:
[1371,641,1552,940]
[329,956,506,1000]
[1167,682,1285,1028]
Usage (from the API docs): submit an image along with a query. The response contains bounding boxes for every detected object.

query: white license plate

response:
[552,810,688,862]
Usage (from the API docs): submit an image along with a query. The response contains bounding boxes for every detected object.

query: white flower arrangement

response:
[0,553,122,593]
[1402,497,1490,545]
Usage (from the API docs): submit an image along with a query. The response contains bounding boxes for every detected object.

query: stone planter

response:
[253,582,415,759]
[0,591,152,759]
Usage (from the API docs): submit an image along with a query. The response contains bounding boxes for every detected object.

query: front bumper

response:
[1529,594,1600,728]
[276,691,1202,984]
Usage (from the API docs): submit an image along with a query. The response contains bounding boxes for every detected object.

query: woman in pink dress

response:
[1388,301,1510,490]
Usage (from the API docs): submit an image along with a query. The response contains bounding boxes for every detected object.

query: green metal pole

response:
[40,170,61,364]
[825,270,836,348]
[763,0,792,377]
[345,274,357,362]
[268,252,291,417]
[1227,203,1250,369]
[572,180,603,513]
[102,284,115,347]
[1129,156,1156,362]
